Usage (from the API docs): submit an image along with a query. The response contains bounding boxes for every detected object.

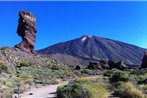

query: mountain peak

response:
[80,35,92,42]
[38,35,145,65]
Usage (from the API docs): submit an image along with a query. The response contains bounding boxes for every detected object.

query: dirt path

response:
[19,81,69,98]
[17,75,101,98]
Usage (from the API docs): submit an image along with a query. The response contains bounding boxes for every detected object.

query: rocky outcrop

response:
[87,60,127,70]
[108,60,127,70]
[87,61,109,70]
[87,62,99,69]
[15,11,36,53]
[141,52,147,68]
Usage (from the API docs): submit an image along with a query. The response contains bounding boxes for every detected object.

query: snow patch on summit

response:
[81,36,87,42]
[81,35,92,42]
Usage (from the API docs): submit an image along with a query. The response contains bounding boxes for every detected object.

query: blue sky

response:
[0,1,147,50]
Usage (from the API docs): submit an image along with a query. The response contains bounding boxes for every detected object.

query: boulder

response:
[15,11,36,53]
[87,60,127,70]
[87,62,100,69]
[141,52,147,68]
[75,65,81,70]
[116,61,127,70]
[108,60,127,70]
[87,61,109,70]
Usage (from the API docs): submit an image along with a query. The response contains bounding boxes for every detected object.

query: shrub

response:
[5,81,13,87]
[0,59,4,65]
[57,78,109,98]
[65,71,75,77]
[75,65,81,70]
[74,77,91,83]
[22,84,30,91]
[3,89,13,98]
[84,83,109,98]
[103,70,116,77]
[109,71,129,83]
[51,64,60,70]
[142,84,147,90]
[57,83,88,98]
[113,81,124,96]
[81,69,93,75]
[120,82,146,98]
[0,64,8,73]
[51,79,61,84]
[19,61,30,67]
[74,71,81,76]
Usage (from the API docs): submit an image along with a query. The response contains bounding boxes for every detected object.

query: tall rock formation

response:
[141,52,147,68]
[15,11,36,53]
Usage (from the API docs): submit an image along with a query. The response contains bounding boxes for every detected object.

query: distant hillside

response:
[38,35,146,66]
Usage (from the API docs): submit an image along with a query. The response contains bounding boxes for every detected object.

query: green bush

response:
[84,83,109,98]
[142,84,147,90]
[74,70,81,76]
[0,59,4,65]
[65,71,75,77]
[104,70,116,77]
[81,69,93,75]
[75,65,81,70]
[74,77,92,83]
[19,61,30,67]
[109,71,129,83]
[113,81,124,96]
[3,89,13,98]
[57,77,109,98]
[0,64,8,73]
[51,64,60,70]
[57,83,88,98]
[120,82,146,98]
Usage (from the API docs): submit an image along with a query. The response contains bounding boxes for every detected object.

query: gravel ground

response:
[15,75,101,98]
[19,81,69,98]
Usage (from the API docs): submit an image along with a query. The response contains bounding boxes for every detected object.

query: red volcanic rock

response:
[15,11,36,53]
[141,52,147,68]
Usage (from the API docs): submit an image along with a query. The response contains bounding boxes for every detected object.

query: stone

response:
[75,65,81,70]
[87,61,109,70]
[87,62,101,69]
[116,60,127,70]
[15,11,36,53]
[141,52,147,68]
[108,60,127,70]
[87,60,127,70]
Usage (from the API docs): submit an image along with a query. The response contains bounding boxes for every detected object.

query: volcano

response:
[38,35,146,66]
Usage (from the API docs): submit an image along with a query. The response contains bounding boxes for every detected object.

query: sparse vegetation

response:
[0,64,8,73]
[109,71,129,83]
[19,61,30,67]
[1,48,147,98]
[57,77,109,98]
[0,59,4,65]
[81,69,94,75]
[118,82,146,98]
[51,64,60,70]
